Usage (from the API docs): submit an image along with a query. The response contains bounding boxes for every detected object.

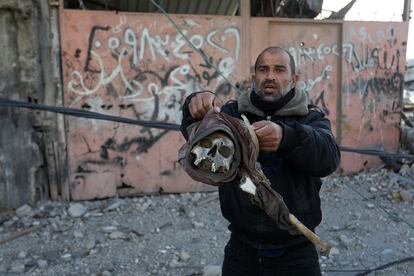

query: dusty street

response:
[1,169,414,276]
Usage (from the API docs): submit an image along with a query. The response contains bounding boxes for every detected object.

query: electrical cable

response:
[346,179,414,229]
[354,256,414,276]
[1,97,414,162]
[0,97,180,131]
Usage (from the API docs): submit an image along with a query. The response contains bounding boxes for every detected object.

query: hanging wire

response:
[148,0,243,96]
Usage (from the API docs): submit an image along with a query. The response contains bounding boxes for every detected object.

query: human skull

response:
[190,131,235,173]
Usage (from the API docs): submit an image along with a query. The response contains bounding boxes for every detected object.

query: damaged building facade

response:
[0,0,411,209]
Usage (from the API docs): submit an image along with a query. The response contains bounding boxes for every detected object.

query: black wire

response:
[354,256,414,276]
[340,146,414,160]
[346,178,414,229]
[1,97,414,161]
[0,97,180,131]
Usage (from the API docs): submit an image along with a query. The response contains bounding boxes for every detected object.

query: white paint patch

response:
[184,19,201,28]
[94,40,102,48]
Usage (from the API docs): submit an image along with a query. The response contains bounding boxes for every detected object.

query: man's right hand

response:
[188,92,222,119]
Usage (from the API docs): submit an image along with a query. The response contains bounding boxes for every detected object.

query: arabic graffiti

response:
[63,16,241,176]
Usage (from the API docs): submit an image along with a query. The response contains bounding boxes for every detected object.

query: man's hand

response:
[252,121,283,152]
[188,92,222,119]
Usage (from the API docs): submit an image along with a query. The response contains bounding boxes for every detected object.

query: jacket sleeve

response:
[276,110,341,177]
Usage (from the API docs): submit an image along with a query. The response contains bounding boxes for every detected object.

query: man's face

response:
[253,50,297,102]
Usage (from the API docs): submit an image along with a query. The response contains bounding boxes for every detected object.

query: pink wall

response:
[60,10,241,199]
[340,21,408,173]
[60,10,408,199]
[250,19,408,174]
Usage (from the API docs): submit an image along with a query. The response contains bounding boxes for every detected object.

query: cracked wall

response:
[0,0,49,209]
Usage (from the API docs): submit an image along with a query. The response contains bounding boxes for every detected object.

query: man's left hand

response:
[252,121,283,152]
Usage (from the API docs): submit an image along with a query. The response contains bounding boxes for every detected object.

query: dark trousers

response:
[222,237,321,276]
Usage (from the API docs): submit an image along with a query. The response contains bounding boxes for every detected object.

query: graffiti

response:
[309,90,330,116]
[288,43,354,66]
[343,25,405,106]
[82,24,240,66]
[288,24,405,119]
[297,65,332,93]
[69,23,240,98]
[64,17,241,175]
[345,72,404,99]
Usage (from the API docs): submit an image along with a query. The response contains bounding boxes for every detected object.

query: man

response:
[181,47,340,275]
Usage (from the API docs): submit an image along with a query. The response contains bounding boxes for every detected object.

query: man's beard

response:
[254,81,294,102]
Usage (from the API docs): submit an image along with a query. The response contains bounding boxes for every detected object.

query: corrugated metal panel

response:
[81,0,240,15]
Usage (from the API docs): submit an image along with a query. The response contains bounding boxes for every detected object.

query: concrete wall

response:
[0,1,66,209]
[60,11,408,200]
[251,19,408,173]
[60,11,241,199]
[0,4,409,204]
[0,0,48,210]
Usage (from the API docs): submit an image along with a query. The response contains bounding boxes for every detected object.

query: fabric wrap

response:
[179,111,297,233]
[178,111,256,186]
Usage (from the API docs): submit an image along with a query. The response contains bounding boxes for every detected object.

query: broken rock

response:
[68,203,87,218]
[10,261,25,273]
[109,231,125,240]
[400,190,413,202]
[15,204,33,218]
[203,265,221,276]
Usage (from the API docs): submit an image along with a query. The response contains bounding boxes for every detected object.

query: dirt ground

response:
[0,169,414,276]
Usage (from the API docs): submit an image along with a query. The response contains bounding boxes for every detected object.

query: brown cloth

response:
[179,111,297,234]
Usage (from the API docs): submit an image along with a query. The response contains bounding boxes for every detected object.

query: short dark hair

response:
[254,47,296,75]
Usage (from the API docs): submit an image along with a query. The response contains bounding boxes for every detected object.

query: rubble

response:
[0,171,413,275]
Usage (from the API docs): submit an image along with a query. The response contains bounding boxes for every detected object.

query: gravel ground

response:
[0,168,414,276]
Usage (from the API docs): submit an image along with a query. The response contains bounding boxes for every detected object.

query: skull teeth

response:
[194,157,206,166]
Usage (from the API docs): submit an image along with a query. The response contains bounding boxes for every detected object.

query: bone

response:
[239,176,257,195]
[239,175,331,255]
[289,214,331,255]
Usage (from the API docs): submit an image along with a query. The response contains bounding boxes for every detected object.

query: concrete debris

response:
[109,231,125,240]
[37,259,48,268]
[369,187,378,192]
[15,204,33,218]
[73,230,84,239]
[339,234,354,248]
[381,248,393,255]
[103,198,126,212]
[17,250,26,259]
[102,226,118,233]
[202,265,221,276]
[10,261,25,273]
[0,171,413,275]
[61,253,72,262]
[329,247,340,257]
[366,203,375,209]
[179,250,191,261]
[399,190,413,202]
[68,203,87,217]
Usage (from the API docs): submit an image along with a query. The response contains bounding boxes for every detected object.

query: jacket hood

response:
[238,87,309,117]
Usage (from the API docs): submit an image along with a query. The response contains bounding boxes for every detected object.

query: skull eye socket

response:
[198,138,212,148]
[218,146,232,158]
